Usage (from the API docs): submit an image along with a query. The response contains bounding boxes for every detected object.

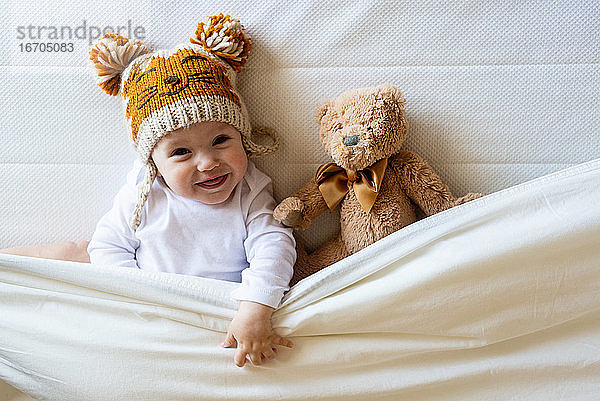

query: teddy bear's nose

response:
[343,135,360,147]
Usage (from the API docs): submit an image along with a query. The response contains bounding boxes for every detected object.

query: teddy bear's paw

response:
[454,192,483,206]
[274,197,305,228]
[283,210,304,228]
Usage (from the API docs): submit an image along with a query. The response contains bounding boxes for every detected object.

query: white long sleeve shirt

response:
[88,160,296,308]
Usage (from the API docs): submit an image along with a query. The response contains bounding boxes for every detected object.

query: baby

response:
[85,14,296,367]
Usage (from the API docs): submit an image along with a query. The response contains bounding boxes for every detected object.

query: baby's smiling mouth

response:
[196,174,228,189]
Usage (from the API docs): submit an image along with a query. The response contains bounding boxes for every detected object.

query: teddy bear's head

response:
[316,84,408,171]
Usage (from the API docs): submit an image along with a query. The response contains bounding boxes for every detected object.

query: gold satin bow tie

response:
[315,158,388,213]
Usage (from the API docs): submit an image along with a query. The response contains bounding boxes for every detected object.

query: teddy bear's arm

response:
[389,150,457,216]
[274,178,329,230]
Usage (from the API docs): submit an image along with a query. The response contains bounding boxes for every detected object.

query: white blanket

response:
[2,159,599,400]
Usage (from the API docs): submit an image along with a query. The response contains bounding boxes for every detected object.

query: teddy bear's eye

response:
[366,126,374,132]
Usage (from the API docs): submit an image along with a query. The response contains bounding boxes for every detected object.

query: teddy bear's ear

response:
[377,84,406,108]
[316,100,331,123]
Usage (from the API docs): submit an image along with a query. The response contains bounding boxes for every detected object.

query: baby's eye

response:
[170,148,190,157]
[212,136,230,146]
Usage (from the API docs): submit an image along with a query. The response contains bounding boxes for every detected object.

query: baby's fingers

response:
[272,335,294,348]
[262,347,277,361]
[234,349,247,367]
[249,351,264,366]
[221,332,237,348]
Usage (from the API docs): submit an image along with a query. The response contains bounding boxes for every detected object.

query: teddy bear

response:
[273,84,481,285]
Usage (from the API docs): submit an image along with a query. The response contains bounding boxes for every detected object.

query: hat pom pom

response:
[191,13,252,72]
[89,33,150,96]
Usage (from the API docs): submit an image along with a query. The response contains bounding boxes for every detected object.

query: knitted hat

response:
[89,13,278,229]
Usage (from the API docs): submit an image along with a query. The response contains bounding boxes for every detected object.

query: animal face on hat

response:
[88,13,256,162]
[122,48,241,143]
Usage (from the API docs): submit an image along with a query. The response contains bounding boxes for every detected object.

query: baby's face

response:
[151,122,248,204]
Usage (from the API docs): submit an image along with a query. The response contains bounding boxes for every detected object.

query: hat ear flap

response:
[190,13,252,72]
[89,32,150,96]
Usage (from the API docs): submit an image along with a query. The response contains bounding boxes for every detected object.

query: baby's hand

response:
[222,301,294,367]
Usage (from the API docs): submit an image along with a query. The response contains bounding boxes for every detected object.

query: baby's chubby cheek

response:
[231,152,248,183]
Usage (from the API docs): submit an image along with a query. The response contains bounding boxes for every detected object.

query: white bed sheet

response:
[1,158,599,400]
